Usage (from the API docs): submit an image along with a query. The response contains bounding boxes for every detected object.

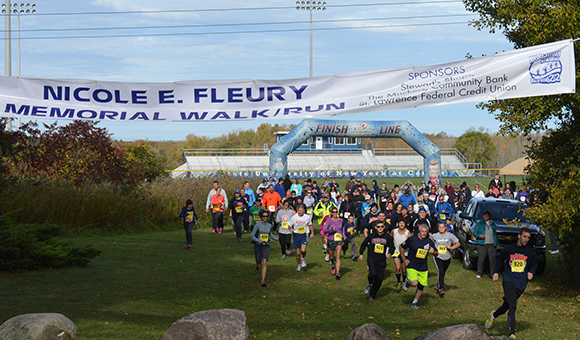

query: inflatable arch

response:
[269,119,441,185]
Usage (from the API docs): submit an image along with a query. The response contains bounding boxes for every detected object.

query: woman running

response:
[323,207,345,279]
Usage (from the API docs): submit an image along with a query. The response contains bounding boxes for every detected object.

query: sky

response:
[4,0,514,141]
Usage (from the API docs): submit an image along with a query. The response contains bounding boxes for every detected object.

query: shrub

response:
[0,213,101,271]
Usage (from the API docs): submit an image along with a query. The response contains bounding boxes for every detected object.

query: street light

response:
[295,1,326,77]
[2,2,35,77]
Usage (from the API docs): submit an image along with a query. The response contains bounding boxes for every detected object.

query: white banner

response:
[0,40,575,122]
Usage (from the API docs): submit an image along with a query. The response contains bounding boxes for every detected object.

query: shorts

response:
[254,244,270,264]
[407,268,428,286]
[293,233,308,249]
[327,240,343,251]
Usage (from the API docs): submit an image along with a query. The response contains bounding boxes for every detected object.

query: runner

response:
[249,198,266,229]
[178,199,198,249]
[276,200,295,258]
[485,227,537,339]
[400,224,438,309]
[314,194,338,262]
[251,211,278,287]
[289,204,314,271]
[210,188,226,234]
[262,184,282,225]
[430,222,460,295]
[390,219,412,292]
[229,189,249,243]
[359,221,395,300]
[343,214,357,260]
[322,207,345,279]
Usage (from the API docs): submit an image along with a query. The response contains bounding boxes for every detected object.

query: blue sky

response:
[6,0,513,141]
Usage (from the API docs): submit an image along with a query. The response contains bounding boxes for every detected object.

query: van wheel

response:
[463,249,475,270]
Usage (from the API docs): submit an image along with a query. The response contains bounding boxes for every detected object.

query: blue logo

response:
[529,51,562,84]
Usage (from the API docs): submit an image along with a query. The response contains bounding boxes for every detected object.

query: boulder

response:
[164,309,250,340]
[0,313,76,340]
[493,336,515,340]
[413,324,491,340]
[347,323,390,340]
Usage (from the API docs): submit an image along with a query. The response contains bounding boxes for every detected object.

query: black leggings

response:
[233,215,245,239]
[211,211,223,231]
[278,233,292,255]
[367,258,387,299]
[493,281,523,336]
[434,257,451,289]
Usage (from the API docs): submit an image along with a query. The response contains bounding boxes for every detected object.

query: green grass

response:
[1,227,578,340]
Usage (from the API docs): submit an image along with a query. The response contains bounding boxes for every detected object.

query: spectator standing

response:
[489,174,503,190]
[473,210,499,278]
[472,184,485,199]
[291,177,303,197]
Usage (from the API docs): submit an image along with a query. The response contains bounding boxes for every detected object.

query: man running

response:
[359,221,394,300]
[485,227,537,339]
[289,204,314,271]
[251,211,278,287]
[400,224,438,309]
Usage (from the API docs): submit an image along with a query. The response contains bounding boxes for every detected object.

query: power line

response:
[12,1,464,16]
[1,21,471,40]
[6,13,475,33]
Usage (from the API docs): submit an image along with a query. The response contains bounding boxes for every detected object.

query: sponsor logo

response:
[529,51,562,84]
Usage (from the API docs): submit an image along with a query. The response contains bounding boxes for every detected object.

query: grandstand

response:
[170,146,478,179]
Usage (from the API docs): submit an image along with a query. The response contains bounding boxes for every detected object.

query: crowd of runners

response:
[180,175,538,339]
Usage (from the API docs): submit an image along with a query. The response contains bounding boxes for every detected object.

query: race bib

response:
[381,198,387,202]
[307,208,313,214]
[439,213,446,220]
[185,212,194,223]
[344,212,350,218]
[386,219,391,224]
[253,215,260,221]
[235,206,243,213]
[393,251,400,257]
[374,243,385,253]
[346,227,354,235]
[297,226,306,234]
[260,234,269,242]
[334,233,343,242]
[416,248,428,259]
[520,196,526,202]
[268,206,276,212]
[213,204,220,212]
[511,260,525,273]
[438,245,448,254]
[281,222,289,229]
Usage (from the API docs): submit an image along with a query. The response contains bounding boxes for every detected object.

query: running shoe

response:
[352,256,357,261]
[485,311,496,329]
[237,238,241,243]
[331,265,336,275]
[261,281,267,287]
[509,334,517,339]
[255,265,260,272]
[296,265,302,272]
[364,283,373,295]
[301,258,307,268]
[476,275,482,278]
[218,228,223,234]
[282,254,286,259]
[402,279,409,292]
[411,302,420,310]
[439,288,445,295]
[325,253,330,262]
[396,283,403,293]
[368,295,374,301]
[187,245,192,249]
[335,273,341,280]
[549,249,559,255]
[212,229,216,233]
[286,250,291,255]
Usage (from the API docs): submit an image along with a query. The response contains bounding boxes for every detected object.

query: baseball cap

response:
[234,189,241,194]
[365,195,371,200]
[418,207,427,213]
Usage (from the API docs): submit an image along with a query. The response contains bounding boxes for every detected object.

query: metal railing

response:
[182,148,269,158]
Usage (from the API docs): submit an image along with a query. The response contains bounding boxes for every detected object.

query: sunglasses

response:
[376,225,385,229]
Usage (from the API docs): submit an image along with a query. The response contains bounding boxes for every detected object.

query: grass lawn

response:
[0,226,578,340]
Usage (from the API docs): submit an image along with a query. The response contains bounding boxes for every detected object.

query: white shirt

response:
[289,213,312,235]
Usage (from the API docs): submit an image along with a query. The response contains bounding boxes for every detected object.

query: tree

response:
[464,0,580,284]
[454,130,497,167]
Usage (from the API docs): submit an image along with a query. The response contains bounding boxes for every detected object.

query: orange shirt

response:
[262,191,281,213]
[211,194,225,213]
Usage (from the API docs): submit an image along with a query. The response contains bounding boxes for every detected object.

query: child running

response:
[178,199,198,249]
[289,204,314,271]
[322,207,345,279]
[359,221,395,300]
[431,222,460,295]
[391,219,412,292]
[251,210,278,287]
[343,214,357,260]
